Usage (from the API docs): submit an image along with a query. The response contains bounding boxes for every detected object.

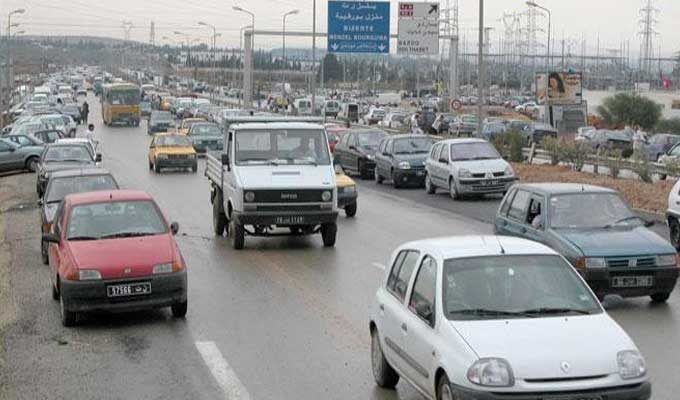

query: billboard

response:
[536,72,583,106]
[397,2,440,55]
[327,1,390,54]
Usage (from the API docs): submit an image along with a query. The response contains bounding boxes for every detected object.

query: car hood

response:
[452,158,509,173]
[43,161,94,173]
[68,234,174,279]
[236,165,335,189]
[555,226,674,257]
[452,314,633,379]
[335,173,355,188]
[393,153,429,167]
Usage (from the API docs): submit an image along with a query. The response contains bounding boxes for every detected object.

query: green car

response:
[494,183,678,302]
[187,122,223,154]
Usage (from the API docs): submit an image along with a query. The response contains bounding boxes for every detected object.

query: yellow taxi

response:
[335,166,358,217]
[148,133,197,173]
[178,117,207,135]
[160,96,175,111]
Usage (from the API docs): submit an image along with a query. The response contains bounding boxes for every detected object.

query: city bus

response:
[102,83,141,126]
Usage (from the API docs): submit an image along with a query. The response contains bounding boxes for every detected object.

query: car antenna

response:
[495,236,506,254]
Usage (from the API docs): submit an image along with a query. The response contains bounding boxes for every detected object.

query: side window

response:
[386,251,407,292]
[499,189,517,216]
[438,144,448,162]
[340,133,350,147]
[0,141,10,152]
[54,202,65,235]
[526,196,545,229]
[17,136,31,146]
[387,250,420,302]
[507,190,531,222]
[227,131,233,161]
[378,139,387,154]
[384,140,392,155]
[409,256,437,327]
[430,143,440,159]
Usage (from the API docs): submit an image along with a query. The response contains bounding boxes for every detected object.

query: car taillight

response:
[574,258,586,270]
[173,259,185,272]
[42,222,52,233]
[65,269,79,281]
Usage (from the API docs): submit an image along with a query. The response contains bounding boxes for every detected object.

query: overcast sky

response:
[1,0,677,57]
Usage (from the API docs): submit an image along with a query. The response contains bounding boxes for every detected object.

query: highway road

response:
[1,93,678,400]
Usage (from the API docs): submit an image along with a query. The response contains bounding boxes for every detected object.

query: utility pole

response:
[476,0,484,138]
[311,0,317,114]
[638,0,658,79]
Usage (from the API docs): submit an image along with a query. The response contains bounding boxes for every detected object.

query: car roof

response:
[56,138,89,144]
[155,132,188,137]
[399,235,558,260]
[66,189,153,205]
[512,182,617,195]
[231,122,325,131]
[388,134,432,140]
[439,138,487,144]
[49,168,113,179]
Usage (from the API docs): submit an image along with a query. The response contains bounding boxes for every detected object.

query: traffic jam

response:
[1,1,679,400]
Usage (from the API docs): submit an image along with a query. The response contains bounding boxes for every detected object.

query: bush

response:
[542,137,560,165]
[596,93,662,130]
[559,140,592,172]
[605,150,623,178]
[493,131,526,163]
[655,118,680,134]
[632,155,653,183]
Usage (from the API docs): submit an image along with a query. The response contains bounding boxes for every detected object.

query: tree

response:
[596,93,662,130]
[319,53,342,82]
[656,118,680,134]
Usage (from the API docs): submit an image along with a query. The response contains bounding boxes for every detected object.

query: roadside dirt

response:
[512,162,675,215]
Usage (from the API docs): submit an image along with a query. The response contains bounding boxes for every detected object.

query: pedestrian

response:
[81,101,89,124]
[85,123,96,144]
[632,125,648,159]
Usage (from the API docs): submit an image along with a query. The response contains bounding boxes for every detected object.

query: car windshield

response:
[235,129,331,166]
[151,112,172,122]
[67,200,167,240]
[357,132,385,148]
[190,124,221,137]
[444,255,601,320]
[155,135,192,147]
[108,89,139,105]
[549,193,641,229]
[63,106,79,114]
[393,137,433,154]
[43,146,92,162]
[46,175,118,203]
[450,142,500,161]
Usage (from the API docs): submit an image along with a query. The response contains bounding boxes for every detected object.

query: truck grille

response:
[251,189,329,203]
[256,205,322,212]
[607,257,656,268]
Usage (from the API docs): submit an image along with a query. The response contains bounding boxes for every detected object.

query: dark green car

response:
[187,122,223,154]
[494,183,678,302]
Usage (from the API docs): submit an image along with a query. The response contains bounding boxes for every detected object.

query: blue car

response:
[494,183,678,302]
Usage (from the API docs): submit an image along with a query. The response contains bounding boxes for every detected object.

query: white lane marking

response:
[195,341,252,400]
[372,262,386,271]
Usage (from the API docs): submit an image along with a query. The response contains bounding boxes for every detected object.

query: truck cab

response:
[206,117,338,249]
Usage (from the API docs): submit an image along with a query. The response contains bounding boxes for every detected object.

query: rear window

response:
[46,175,118,203]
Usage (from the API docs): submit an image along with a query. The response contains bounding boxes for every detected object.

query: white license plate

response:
[107,282,151,297]
[612,276,654,288]
[482,180,499,186]
[276,216,305,225]
[416,170,425,176]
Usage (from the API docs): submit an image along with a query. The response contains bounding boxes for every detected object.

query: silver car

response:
[0,138,44,173]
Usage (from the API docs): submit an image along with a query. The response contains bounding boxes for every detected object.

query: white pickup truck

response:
[206,116,338,249]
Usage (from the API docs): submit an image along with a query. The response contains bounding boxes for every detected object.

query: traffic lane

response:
[92,108,493,398]
[355,177,671,240]
[0,172,224,400]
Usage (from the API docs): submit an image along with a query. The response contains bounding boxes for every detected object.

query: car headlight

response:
[458,168,472,178]
[78,269,102,280]
[467,358,514,387]
[153,262,173,274]
[344,185,356,193]
[321,190,332,202]
[244,191,255,202]
[157,154,168,159]
[656,254,677,266]
[618,350,646,380]
[366,154,375,160]
[398,161,411,170]
[504,165,515,177]
[585,257,607,268]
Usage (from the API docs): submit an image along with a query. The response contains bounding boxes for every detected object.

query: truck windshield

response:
[235,130,331,166]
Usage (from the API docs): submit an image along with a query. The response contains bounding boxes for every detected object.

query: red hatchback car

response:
[43,190,188,326]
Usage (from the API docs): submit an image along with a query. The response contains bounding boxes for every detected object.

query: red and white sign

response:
[450,99,462,110]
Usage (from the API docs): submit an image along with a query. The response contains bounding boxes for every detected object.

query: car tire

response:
[25,156,39,173]
[148,161,153,170]
[651,293,671,303]
[371,328,399,389]
[52,282,59,301]
[60,292,77,327]
[171,300,188,318]
[345,202,357,218]
[212,195,227,236]
[230,220,245,250]
[321,223,337,247]
[437,373,455,400]
[191,163,198,173]
[41,240,49,265]
[358,160,366,179]
[154,162,161,173]
[425,174,436,194]
[374,168,383,184]
[448,178,459,200]
[670,218,680,250]
[391,170,402,189]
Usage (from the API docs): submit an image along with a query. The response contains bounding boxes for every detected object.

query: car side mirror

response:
[221,153,230,165]
[95,153,102,162]
[37,199,43,206]
[42,233,60,243]
[644,219,655,228]
[438,157,448,164]
[349,145,357,151]
[170,222,180,235]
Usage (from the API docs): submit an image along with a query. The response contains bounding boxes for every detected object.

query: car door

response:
[434,143,450,186]
[48,202,66,280]
[523,194,547,244]
[348,133,361,172]
[149,136,157,164]
[378,250,421,375]
[336,133,351,170]
[426,143,441,184]
[378,139,392,178]
[498,188,532,237]
[402,254,438,396]
[0,140,16,170]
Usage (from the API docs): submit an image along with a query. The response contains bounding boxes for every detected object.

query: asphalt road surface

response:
[1,93,678,400]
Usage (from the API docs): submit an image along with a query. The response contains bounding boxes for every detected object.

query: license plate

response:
[482,180,499,186]
[416,170,425,176]
[276,216,305,225]
[612,276,654,288]
[107,282,151,297]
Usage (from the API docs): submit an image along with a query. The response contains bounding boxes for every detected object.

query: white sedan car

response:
[369,235,650,400]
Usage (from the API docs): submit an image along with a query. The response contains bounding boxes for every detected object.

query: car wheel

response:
[212,196,227,236]
[448,178,459,200]
[345,202,357,218]
[154,162,161,173]
[321,223,337,247]
[374,168,383,184]
[669,218,680,250]
[52,281,59,301]
[25,156,39,172]
[651,293,671,303]
[437,374,455,400]
[425,174,436,194]
[60,292,77,327]
[171,300,188,318]
[191,163,198,173]
[358,160,366,179]
[148,161,153,170]
[230,220,245,250]
[391,170,402,189]
[371,328,399,389]
[41,240,49,265]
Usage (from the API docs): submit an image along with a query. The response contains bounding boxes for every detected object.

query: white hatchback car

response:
[369,236,651,400]
[425,138,517,199]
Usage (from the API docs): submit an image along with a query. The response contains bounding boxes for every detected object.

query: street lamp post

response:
[233,6,255,107]
[526,1,551,70]
[282,9,299,100]
[199,21,218,100]
[476,0,484,138]
[238,25,253,107]
[174,31,191,67]
[4,8,25,125]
